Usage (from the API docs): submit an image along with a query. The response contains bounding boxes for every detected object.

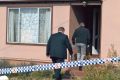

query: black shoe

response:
[79,66,82,71]
[55,78,62,80]
[55,75,62,80]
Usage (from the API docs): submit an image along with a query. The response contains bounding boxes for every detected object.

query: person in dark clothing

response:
[46,27,73,80]
[72,22,90,70]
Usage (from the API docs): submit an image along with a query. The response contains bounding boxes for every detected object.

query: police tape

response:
[0,57,120,75]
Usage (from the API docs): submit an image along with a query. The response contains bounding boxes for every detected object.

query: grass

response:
[82,45,120,80]
[8,70,73,80]
[7,62,120,80]
[8,71,53,80]
[83,63,120,80]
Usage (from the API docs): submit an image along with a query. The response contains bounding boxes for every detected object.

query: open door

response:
[92,7,101,55]
[70,4,101,55]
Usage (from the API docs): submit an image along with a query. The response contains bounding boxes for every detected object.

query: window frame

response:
[7,7,52,45]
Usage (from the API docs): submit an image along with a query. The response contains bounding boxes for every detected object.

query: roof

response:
[0,0,102,5]
[0,0,101,3]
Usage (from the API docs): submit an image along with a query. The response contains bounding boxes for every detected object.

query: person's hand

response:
[72,41,75,45]
[46,53,50,57]
[70,54,73,61]
[70,52,73,56]
[87,45,90,47]
[47,55,49,57]
[54,63,61,69]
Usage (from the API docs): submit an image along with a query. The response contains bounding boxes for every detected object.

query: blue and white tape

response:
[0,57,120,75]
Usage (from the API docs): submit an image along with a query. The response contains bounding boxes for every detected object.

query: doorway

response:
[70,5,101,55]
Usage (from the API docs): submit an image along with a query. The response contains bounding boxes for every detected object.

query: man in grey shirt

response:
[72,22,90,70]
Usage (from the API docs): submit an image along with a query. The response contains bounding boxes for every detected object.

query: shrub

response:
[83,63,120,80]
[0,59,11,68]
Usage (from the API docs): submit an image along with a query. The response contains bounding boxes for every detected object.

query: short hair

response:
[58,27,65,32]
[80,22,85,27]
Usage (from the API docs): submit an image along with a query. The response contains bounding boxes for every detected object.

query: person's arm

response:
[46,36,52,57]
[87,29,90,45]
[65,35,73,55]
[86,29,91,55]
[72,30,77,45]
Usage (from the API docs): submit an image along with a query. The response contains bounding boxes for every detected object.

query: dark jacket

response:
[46,32,73,59]
[72,26,90,45]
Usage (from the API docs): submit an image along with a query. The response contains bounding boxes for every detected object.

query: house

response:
[0,0,120,62]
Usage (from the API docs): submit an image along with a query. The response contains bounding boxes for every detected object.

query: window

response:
[7,8,51,44]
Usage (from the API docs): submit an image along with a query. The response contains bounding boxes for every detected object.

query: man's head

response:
[79,22,85,27]
[58,27,65,33]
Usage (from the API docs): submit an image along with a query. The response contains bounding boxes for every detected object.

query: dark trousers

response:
[51,57,64,80]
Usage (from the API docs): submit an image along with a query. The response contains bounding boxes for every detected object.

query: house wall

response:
[101,0,120,57]
[0,5,70,62]
[69,6,78,41]
[52,5,70,35]
[1,0,120,61]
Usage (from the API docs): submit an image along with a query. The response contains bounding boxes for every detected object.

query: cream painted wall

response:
[52,5,70,35]
[1,1,120,60]
[0,7,49,61]
[0,5,70,61]
[101,0,120,57]
[69,6,79,42]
